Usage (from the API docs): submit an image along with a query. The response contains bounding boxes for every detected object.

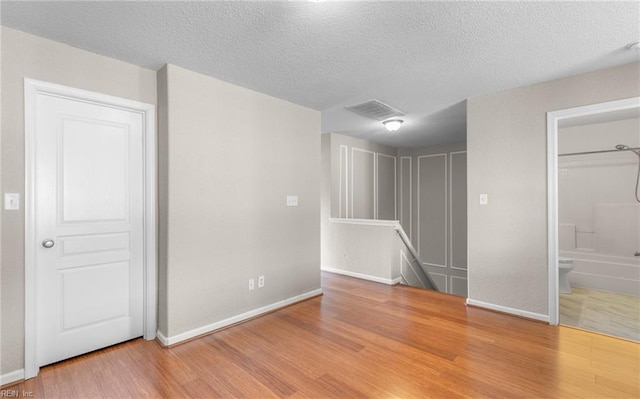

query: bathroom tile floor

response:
[560,286,640,341]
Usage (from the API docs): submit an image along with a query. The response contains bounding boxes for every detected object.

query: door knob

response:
[42,239,55,248]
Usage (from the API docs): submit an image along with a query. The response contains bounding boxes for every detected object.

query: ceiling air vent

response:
[344,99,405,121]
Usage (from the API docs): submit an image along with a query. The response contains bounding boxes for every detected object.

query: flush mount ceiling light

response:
[383,119,404,132]
[627,41,640,50]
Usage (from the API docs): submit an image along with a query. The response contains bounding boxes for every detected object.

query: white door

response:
[34,91,145,367]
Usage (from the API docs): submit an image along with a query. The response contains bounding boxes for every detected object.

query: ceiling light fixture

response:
[627,41,640,51]
[383,119,404,132]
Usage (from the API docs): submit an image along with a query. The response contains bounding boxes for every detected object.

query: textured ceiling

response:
[2,1,639,148]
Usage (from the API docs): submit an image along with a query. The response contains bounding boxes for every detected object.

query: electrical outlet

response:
[249,278,255,291]
[479,193,488,205]
[286,195,298,207]
[258,275,265,288]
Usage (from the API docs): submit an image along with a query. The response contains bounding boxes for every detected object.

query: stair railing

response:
[393,223,439,291]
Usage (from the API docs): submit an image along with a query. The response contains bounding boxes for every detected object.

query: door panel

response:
[60,232,130,256]
[61,262,130,330]
[35,93,144,367]
[61,117,130,222]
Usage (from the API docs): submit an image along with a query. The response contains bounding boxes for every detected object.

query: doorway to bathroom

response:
[548,97,640,341]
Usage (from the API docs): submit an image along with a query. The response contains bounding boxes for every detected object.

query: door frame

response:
[24,78,157,378]
[546,96,640,325]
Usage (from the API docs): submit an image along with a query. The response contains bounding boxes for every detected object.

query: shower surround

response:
[558,117,640,296]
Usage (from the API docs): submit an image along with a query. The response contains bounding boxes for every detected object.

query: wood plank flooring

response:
[5,272,640,398]
[560,286,640,341]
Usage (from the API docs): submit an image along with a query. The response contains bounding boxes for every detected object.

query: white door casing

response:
[24,79,157,378]
[546,96,640,326]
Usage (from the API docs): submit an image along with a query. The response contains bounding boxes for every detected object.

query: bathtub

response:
[559,250,640,296]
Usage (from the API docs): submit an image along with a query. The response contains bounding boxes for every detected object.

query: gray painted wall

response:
[323,134,468,295]
[158,64,321,338]
[467,62,640,317]
[0,28,321,377]
[377,154,397,220]
[328,133,397,220]
[322,221,404,282]
[156,66,169,335]
[0,27,158,375]
[398,142,468,297]
[321,133,405,283]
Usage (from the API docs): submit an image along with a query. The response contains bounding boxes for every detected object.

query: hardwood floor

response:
[6,272,639,398]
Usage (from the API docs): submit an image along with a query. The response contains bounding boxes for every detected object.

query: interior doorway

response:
[24,79,158,378]
[547,97,640,341]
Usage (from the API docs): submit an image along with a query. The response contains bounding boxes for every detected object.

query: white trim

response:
[416,153,447,265]
[339,145,348,218]
[444,154,448,268]
[466,298,549,323]
[546,96,640,326]
[449,151,467,271]
[322,267,400,285]
[449,154,452,270]
[351,148,376,219]
[400,156,412,241]
[0,369,25,387]
[155,330,170,347]
[423,262,447,269]
[23,78,157,378]
[157,288,323,346]
[329,217,399,227]
[376,153,397,220]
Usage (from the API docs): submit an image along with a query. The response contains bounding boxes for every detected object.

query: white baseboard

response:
[156,288,322,346]
[466,298,549,323]
[1,369,24,387]
[156,330,170,346]
[322,266,400,285]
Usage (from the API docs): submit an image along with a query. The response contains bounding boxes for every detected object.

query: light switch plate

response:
[286,195,298,207]
[4,193,20,210]
[479,194,488,205]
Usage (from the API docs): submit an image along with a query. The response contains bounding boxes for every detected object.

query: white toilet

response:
[558,257,574,294]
